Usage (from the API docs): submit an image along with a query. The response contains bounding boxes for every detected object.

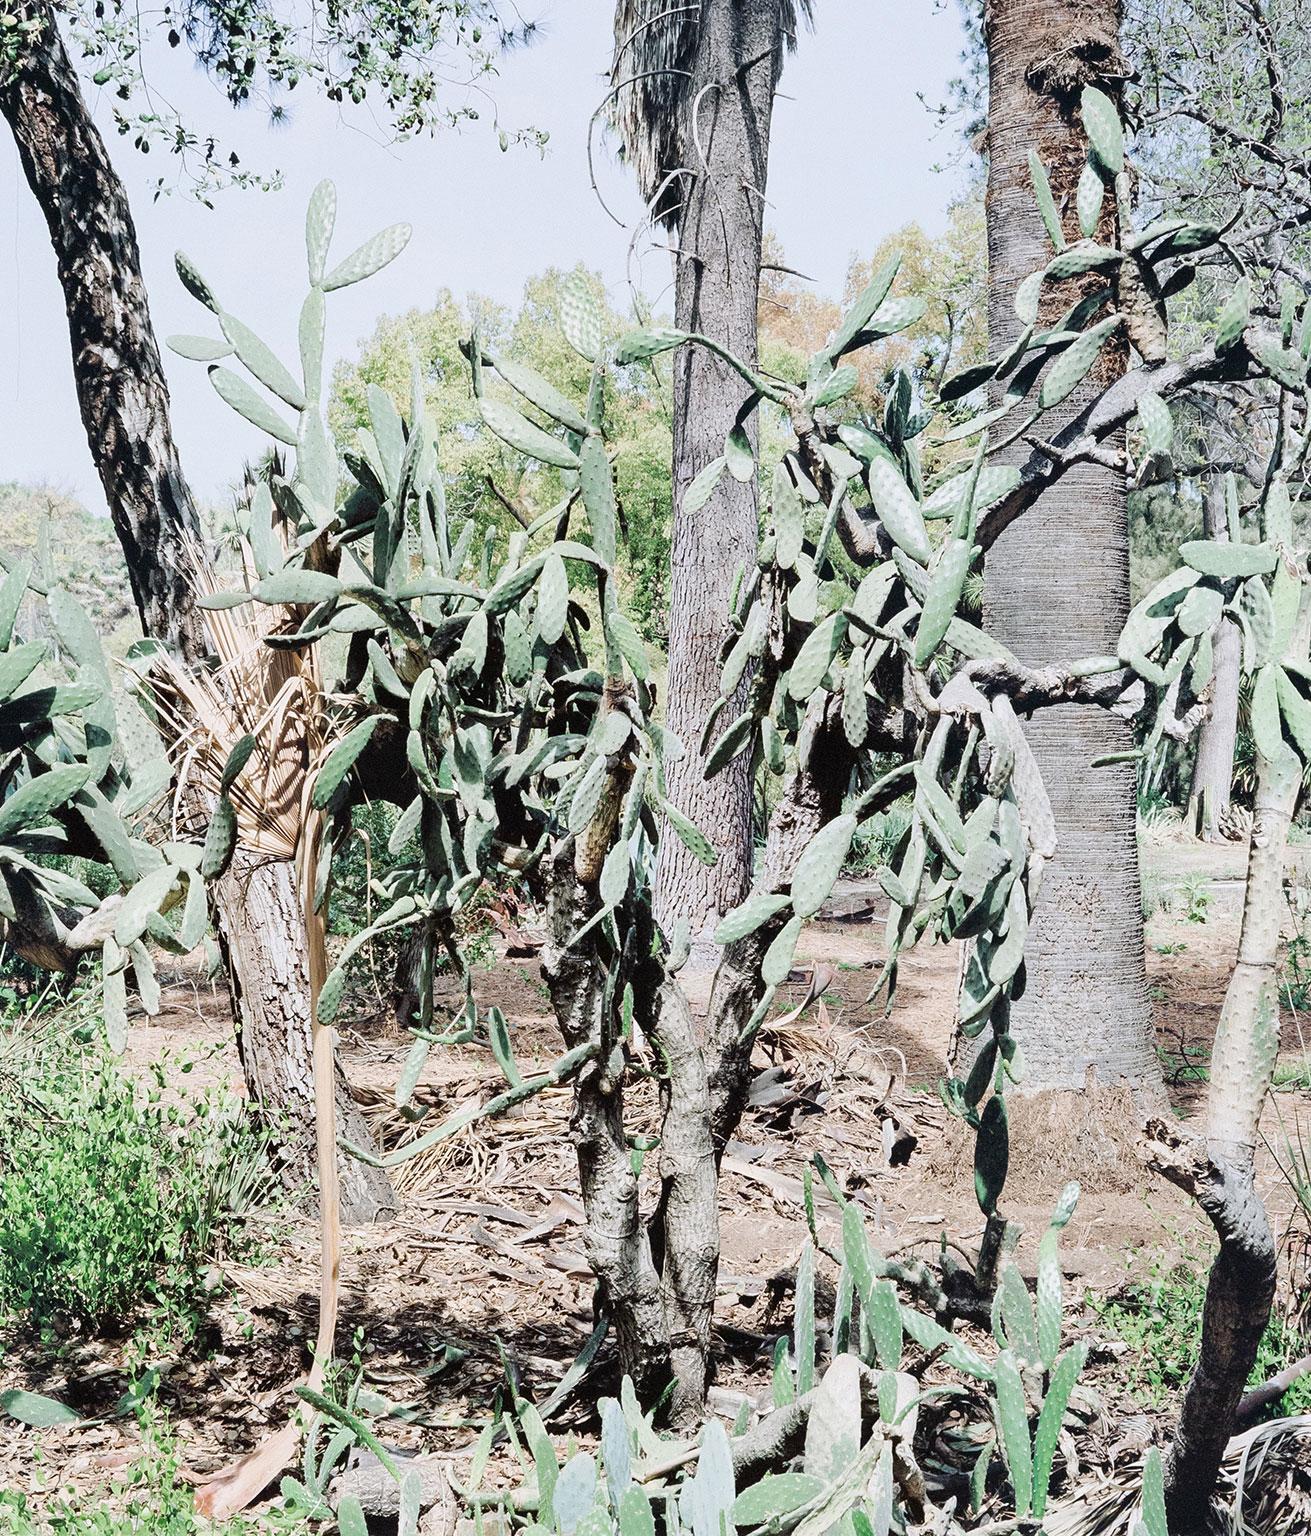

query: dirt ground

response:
[2,831,1309,1516]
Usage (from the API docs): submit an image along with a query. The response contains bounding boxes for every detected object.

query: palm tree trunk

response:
[657,0,787,950]
[980,0,1162,1102]
[1187,478,1242,840]
[0,2,392,1222]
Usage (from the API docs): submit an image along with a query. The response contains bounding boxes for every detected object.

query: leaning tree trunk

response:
[1,1,393,1222]
[657,0,787,952]
[1187,477,1243,840]
[979,0,1162,1102]
[1152,741,1296,1530]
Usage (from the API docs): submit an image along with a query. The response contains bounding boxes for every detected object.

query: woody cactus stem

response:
[648,977,718,1420]
[1161,743,1296,1531]
[542,837,671,1402]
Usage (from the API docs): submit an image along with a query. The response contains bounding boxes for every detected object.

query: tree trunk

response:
[1153,743,1295,1531]
[0,1,206,661]
[979,0,1162,1102]
[215,856,395,1224]
[1,2,393,1222]
[658,0,786,951]
[1187,478,1242,840]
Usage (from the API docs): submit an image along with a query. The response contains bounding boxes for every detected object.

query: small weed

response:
[1092,1254,1311,1417]
[1180,875,1212,924]
[1273,1054,1311,1091]
[1141,872,1173,921]
[1156,1041,1210,1085]
[1154,940,1188,956]
[1280,931,1311,1013]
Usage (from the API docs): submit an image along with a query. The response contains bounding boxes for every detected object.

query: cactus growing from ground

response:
[170,76,1305,1526]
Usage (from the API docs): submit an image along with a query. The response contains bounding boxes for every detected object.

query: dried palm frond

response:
[1046,1416,1311,1536]
[147,523,330,859]
[150,511,348,1519]
[608,0,813,225]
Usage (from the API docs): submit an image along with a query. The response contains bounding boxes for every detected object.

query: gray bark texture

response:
[0,3,393,1222]
[541,840,674,1404]
[1154,746,1296,1531]
[981,0,1161,1101]
[215,855,396,1225]
[1187,478,1243,840]
[657,0,788,948]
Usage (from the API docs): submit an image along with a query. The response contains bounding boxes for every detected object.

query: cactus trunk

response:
[542,842,673,1402]
[1187,478,1243,840]
[648,981,719,1423]
[1160,745,1294,1530]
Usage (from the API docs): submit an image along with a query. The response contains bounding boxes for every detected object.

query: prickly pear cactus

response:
[609,83,1308,1221]
[177,187,707,1145]
[0,561,192,1043]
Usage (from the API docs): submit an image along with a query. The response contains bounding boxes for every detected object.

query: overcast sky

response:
[1,0,971,515]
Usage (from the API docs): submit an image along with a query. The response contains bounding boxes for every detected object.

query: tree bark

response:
[216,855,395,1224]
[0,1,206,661]
[979,0,1162,1102]
[1,2,393,1222]
[1187,478,1242,840]
[658,0,787,951]
[541,841,672,1403]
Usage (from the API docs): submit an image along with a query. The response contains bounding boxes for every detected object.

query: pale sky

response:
[1,0,971,515]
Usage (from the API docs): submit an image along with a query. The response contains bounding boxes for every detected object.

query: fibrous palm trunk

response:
[1187,478,1243,840]
[980,0,1162,1101]
[0,2,392,1222]
[657,0,787,949]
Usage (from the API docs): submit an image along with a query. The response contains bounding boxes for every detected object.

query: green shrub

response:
[1091,1254,1311,1418]
[0,1006,273,1334]
[845,798,913,875]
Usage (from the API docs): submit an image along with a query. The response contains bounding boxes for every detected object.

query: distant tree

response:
[330,267,676,644]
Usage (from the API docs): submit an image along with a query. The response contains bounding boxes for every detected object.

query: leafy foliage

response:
[329,268,676,645]
[14,0,545,198]
[1091,1254,1311,1417]
[0,1001,271,1331]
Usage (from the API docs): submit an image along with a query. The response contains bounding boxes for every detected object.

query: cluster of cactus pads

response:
[0,554,198,1042]
[6,78,1274,1531]
[162,84,1307,1237]
[170,182,696,1149]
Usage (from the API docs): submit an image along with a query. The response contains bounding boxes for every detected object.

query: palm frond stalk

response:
[149,518,347,1518]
